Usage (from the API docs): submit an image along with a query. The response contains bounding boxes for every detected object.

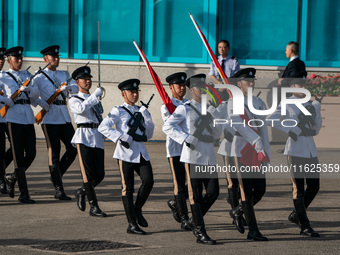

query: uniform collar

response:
[190,99,201,107]
[44,68,56,75]
[123,102,137,110]
[290,55,298,62]
[172,97,186,104]
[79,91,90,98]
[219,55,231,61]
[8,68,20,74]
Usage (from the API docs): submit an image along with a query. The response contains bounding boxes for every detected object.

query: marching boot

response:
[49,164,71,200]
[293,198,319,237]
[84,182,106,217]
[288,210,300,227]
[168,199,181,223]
[5,172,16,198]
[16,167,35,204]
[75,184,86,211]
[134,181,153,228]
[122,196,146,235]
[242,200,268,241]
[175,194,191,231]
[228,187,245,234]
[191,203,216,245]
[0,161,8,194]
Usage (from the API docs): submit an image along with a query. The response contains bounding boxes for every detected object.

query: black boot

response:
[75,185,86,211]
[134,181,153,228]
[242,200,268,241]
[228,187,245,234]
[0,161,8,194]
[288,210,300,227]
[16,167,35,204]
[168,199,181,223]
[5,172,16,198]
[191,203,216,245]
[122,196,146,235]
[49,164,71,200]
[293,198,319,237]
[84,182,106,217]
[175,194,191,231]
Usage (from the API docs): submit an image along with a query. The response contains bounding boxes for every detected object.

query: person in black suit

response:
[278,41,306,87]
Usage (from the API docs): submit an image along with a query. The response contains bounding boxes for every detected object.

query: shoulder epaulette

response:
[231,56,238,60]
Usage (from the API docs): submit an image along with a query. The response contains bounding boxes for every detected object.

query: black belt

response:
[53,100,67,105]
[14,99,31,105]
[77,123,99,129]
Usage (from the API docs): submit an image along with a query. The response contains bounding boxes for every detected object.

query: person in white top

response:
[267,73,321,237]
[227,68,270,241]
[69,65,106,217]
[163,73,222,245]
[0,47,13,194]
[98,78,154,235]
[161,72,191,231]
[0,46,40,204]
[33,45,78,200]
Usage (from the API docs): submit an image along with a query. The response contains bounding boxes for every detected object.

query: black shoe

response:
[89,201,107,217]
[187,217,195,231]
[55,190,72,200]
[135,207,148,227]
[288,211,300,227]
[18,195,35,204]
[0,181,8,194]
[75,188,86,211]
[194,227,217,245]
[229,205,245,234]
[247,230,268,241]
[5,174,16,198]
[300,224,319,237]
[180,219,192,231]
[167,199,181,223]
[127,223,146,235]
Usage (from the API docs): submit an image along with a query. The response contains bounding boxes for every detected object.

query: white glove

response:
[185,135,199,147]
[139,105,151,117]
[120,133,132,144]
[254,138,264,153]
[93,87,104,98]
[20,86,31,92]
[1,97,14,108]
[59,85,69,92]
[312,100,321,113]
[207,105,216,115]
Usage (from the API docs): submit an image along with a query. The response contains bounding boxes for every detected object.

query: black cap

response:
[4,46,24,57]
[72,66,92,80]
[166,72,187,85]
[0,48,6,59]
[118,79,140,91]
[232,68,256,80]
[289,71,308,86]
[185,73,206,88]
[40,45,60,56]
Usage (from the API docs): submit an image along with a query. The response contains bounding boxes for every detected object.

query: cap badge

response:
[84,69,88,73]
[18,50,22,54]
[133,83,137,87]
[55,49,58,53]
[249,71,253,76]
[201,78,204,82]
[181,76,184,80]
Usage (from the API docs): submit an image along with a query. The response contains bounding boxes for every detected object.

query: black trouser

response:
[42,123,77,176]
[288,156,320,208]
[118,156,154,202]
[168,156,186,196]
[7,123,36,170]
[0,123,13,168]
[186,163,219,215]
[77,144,105,185]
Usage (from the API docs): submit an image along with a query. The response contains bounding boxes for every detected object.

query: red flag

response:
[189,13,232,98]
[133,41,176,115]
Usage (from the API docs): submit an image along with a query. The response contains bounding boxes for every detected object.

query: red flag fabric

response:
[133,41,176,114]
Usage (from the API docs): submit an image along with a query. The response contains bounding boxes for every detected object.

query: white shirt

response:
[209,55,240,80]
[162,99,221,165]
[0,68,39,124]
[69,92,104,149]
[290,55,299,62]
[98,102,154,163]
[228,96,270,159]
[161,97,188,158]
[217,101,235,156]
[0,78,8,123]
[267,97,322,158]
[33,68,78,124]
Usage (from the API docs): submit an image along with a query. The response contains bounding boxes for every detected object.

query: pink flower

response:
[310,74,317,79]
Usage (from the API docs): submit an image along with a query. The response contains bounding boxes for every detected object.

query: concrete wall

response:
[5,58,339,147]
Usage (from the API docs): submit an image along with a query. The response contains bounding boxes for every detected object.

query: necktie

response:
[220,59,225,80]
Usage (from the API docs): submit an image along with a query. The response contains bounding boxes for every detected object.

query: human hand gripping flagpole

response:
[133,40,176,114]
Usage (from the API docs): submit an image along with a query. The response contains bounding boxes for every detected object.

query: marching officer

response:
[69,65,106,217]
[227,68,270,241]
[268,73,321,237]
[98,79,154,235]
[163,74,222,245]
[161,72,191,231]
[0,47,14,194]
[33,45,78,200]
[1,46,40,203]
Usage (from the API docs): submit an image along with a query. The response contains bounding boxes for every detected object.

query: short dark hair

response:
[218,40,230,48]
[287,41,299,55]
